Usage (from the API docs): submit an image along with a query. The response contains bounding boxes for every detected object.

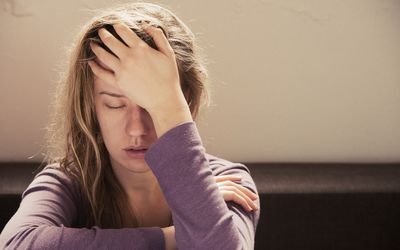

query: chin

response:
[122,158,151,173]
[110,153,151,174]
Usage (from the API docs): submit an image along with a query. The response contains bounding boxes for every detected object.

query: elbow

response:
[236,232,254,250]
[225,223,254,250]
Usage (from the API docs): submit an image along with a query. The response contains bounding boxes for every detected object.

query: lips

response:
[124,146,148,151]
[124,146,148,159]
[127,149,147,153]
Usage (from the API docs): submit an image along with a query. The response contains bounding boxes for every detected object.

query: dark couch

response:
[1,162,399,250]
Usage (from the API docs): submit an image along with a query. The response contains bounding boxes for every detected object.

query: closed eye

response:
[106,104,126,109]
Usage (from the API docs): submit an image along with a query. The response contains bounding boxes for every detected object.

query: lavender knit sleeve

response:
[145,121,260,250]
[0,167,165,250]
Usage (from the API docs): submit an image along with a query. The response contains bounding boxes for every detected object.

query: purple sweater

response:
[0,122,260,249]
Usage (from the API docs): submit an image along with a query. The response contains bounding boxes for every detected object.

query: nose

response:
[125,105,148,138]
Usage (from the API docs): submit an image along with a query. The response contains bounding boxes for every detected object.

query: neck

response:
[111,162,160,200]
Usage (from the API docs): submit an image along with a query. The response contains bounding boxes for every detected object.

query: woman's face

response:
[93,65,158,173]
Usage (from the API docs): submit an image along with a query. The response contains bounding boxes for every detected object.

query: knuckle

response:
[155,28,163,34]
[220,180,228,185]
[227,190,235,198]
[125,49,135,58]
[130,44,144,54]
[138,42,148,50]
[243,195,251,202]
[119,63,130,73]
[223,180,234,186]
[120,28,130,37]
[114,23,123,30]
[102,35,113,43]
[214,176,222,181]
[96,49,106,58]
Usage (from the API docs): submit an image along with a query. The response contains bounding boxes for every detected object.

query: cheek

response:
[97,116,123,155]
[95,106,123,144]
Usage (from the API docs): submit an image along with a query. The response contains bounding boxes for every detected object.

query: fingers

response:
[88,60,115,85]
[112,23,142,48]
[218,184,259,211]
[98,28,128,59]
[220,187,258,212]
[214,175,241,182]
[89,42,120,72]
[226,190,253,211]
[143,25,174,57]
[214,175,259,212]
[97,23,174,62]
[215,176,258,200]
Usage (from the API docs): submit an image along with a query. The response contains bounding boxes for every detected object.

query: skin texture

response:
[89,23,258,250]
[94,75,160,194]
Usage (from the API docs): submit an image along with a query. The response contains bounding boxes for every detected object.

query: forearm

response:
[145,123,246,249]
[148,93,193,138]
[1,224,165,250]
[0,167,166,250]
[161,226,177,250]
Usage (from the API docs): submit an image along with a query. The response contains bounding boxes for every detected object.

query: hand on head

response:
[88,23,186,114]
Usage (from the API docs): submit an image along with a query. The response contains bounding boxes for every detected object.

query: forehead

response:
[94,77,122,96]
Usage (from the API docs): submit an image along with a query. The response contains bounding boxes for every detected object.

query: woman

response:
[0,2,260,249]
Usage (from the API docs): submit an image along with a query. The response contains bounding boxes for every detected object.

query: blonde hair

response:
[43,2,210,228]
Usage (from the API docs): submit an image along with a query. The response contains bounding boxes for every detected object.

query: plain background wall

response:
[0,0,399,163]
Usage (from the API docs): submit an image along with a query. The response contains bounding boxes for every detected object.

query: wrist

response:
[148,95,193,138]
[161,226,177,250]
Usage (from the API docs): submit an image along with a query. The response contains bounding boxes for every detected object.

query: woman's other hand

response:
[215,175,259,212]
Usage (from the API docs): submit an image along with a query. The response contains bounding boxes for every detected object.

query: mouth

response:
[124,146,149,152]
[125,148,147,153]
[124,146,148,159]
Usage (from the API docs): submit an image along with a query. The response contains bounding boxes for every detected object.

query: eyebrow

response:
[98,91,125,98]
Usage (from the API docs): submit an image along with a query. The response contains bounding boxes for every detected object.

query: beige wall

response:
[0,0,399,163]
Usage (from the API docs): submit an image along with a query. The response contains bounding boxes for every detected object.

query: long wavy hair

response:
[43,2,210,228]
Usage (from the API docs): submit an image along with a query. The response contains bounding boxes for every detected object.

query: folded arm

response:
[145,122,260,250]
[0,167,166,250]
